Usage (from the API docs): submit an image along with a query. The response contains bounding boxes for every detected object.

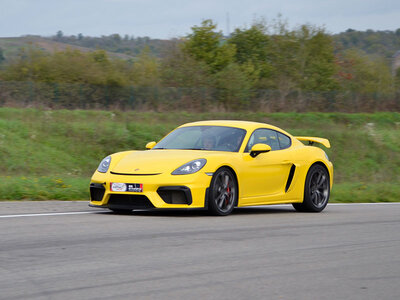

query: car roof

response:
[179,120,291,135]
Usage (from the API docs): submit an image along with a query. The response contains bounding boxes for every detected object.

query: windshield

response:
[153,126,247,152]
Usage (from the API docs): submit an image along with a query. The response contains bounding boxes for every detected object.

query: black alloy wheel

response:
[293,164,330,212]
[208,167,237,216]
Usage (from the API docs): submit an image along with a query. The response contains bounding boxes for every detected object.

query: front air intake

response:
[90,183,106,202]
[157,186,192,205]
[108,194,155,210]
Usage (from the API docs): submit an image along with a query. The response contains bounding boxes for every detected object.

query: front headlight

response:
[98,156,111,173]
[172,159,207,175]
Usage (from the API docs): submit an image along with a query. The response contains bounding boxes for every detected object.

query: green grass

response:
[0,108,399,202]
[331,183,400,203]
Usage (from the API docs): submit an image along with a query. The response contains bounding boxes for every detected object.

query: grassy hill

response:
[0,108,399,202]
[46,34,173,57]
[333,29,400,59]
[0,36,134,62]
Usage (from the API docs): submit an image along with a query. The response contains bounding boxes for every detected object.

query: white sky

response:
[1,0,400,38]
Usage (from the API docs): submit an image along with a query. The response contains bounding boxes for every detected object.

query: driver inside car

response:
[202,135,216,150]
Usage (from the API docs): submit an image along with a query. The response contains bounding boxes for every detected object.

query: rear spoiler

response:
[295,136,331,148]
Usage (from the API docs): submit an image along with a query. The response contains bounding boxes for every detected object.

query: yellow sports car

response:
[89,120,333,216]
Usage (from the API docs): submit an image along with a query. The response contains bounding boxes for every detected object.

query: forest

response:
[0,19,399,112]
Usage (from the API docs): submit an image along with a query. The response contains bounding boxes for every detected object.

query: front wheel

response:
[208,168,237,216]
[293,164,330,212]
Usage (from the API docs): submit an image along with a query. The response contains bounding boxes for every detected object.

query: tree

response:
[182,20,220,64]
[182,19,236,73]
[130,46,160,87]
[337,49,394,96]
[214,63,253,109]
[395,68,400,93]
[0,47,132,87]
[0,47,5,64]
[111,34,122,44]
[161,41,211,88]
[294,25,338,91]
[229,22,269,64]
[56,30,64,40]
[228,22,272,82]
[266,31,300,100]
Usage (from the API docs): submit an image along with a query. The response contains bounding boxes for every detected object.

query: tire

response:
[208,167,237,216]
[292,203,306,212]
[293,164,330,212]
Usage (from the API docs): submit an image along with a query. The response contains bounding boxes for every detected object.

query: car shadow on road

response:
[233,206,296,215]
[106,205,296,217]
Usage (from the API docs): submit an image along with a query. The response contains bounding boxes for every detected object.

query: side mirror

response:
[250,143,271,158]
[146,141,157,149]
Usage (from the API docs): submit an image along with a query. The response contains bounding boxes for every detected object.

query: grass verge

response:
[0,177,89,201]
[0,108,399,202]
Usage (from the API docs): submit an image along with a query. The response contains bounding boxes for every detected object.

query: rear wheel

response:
[293,164,330,212]
[208,168,237,216]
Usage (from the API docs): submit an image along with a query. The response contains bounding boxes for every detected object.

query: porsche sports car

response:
[89,120,333,216]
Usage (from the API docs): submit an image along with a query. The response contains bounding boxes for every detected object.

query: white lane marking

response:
[1,202,400,219]
[0,211,100,219]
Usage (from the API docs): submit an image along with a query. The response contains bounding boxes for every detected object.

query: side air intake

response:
[285,164,296,193]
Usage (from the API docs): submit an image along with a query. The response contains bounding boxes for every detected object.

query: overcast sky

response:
[1,0,400,38]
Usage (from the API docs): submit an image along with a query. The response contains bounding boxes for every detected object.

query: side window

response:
[245,129,280,152]
[277,132,291,149]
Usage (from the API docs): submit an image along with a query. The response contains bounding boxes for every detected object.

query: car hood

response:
[111,149,216,175]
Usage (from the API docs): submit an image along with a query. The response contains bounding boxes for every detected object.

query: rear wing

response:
[295,136,331,148]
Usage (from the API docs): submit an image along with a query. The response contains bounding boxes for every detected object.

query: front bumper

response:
[89,170,212,210]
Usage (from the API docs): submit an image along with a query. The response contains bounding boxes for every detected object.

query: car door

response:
[239,128,294,205]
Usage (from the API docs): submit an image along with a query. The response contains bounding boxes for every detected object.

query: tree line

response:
[334,28,400,59]
[51,30,170,57]
[0,19,399,111]
[50,27,400,61]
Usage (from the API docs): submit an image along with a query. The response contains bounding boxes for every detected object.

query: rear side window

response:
[277,132,291,149]
[245,128,291,152]
[245,129,280,151]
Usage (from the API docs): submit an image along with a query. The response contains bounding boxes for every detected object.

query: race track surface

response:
[1,201,400,300]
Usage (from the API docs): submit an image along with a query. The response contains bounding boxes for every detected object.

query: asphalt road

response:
[1,201,400,300]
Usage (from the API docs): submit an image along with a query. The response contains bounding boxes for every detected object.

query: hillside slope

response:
[0,108,399,202]
[333,29,400,58]
[0,36,134,62]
